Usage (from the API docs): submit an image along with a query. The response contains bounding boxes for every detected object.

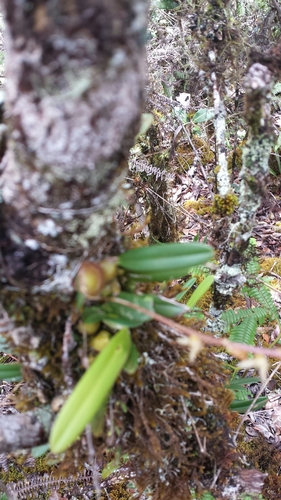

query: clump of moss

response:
[227,144,244,172]
[260,257,281,277]
[100,481,131,500]
[184,198,212,216]
[236,433,281,500]
[176,136,215,171]
[212,193,239,216]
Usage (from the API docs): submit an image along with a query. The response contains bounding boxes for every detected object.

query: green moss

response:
[212,193,239,216]
[176,136,215,171]
[184,198,212,216]
[227,144,244,172]
[260,257,281,277]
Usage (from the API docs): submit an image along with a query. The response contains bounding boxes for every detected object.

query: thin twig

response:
[108,297,281,359]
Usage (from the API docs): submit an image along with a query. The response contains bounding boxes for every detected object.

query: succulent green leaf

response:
[227,376,261,391]
[31,443,50,458]
[49,328,131,454]
[0,363,22,381]
[151,295,188,317]
[118,243,213,282]
[123,343,139,374]
[229,396,267,413]
[186,275,214,308]
[101,456,121,479]
[175,277,197,301]
[102,292,154,328]
[82,307,106,324]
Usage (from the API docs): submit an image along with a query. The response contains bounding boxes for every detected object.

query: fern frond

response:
[221,307,268,333]
[200,493,216,500]
[245,258,260,275]
[243,283,279,321]
[190,265,211,277]
[229,316,257,345]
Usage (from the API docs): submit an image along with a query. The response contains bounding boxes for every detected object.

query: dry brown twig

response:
[109,296,281,360]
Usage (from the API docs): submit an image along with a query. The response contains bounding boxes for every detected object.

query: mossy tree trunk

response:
[0,0,147,451]
[214,62,274,306]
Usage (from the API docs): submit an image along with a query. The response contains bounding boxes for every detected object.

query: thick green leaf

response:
[227,376,261,391]
[118,243,213,282]
[175,278,197,301]
[230,396,267,413]
[151,295,187,317]
[49,328,131,453]
[0,363,22,381]
[102,292,154,328]
[31,443,50,458]
[193,108,215,124]
[101,456,121,480]
[82,307,106,324]
[186,275,214,308]
[123,343,139,374]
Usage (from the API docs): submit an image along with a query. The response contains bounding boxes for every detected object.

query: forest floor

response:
[1,4,281,500]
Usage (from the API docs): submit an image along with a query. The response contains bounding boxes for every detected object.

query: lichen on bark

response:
[0,0,147,291]
[214,62,274,303]
[229,63,273,253]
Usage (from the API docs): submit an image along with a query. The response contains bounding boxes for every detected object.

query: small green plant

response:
[50,328,132,453]
[185,274,214,308]
[221,275,279,346]
[227,376,267,413]
[0,363,22,381]
[199,492,216,500]
[50,241,214,453]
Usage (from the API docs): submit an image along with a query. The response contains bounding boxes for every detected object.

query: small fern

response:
[229,316,258,345]
[243,283,279,321]
[245,257,260,276]
[199,493,216,500]
[221,307,268,333]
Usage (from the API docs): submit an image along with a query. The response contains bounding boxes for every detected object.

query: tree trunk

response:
[0,0,147,452]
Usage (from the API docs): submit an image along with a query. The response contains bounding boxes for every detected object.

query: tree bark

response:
[0,0,147,452]
[0,0,146,291]
[0,408,51,453]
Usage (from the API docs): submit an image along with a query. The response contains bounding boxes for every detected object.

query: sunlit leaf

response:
[101,456,121,479]
[186,275,214,308]
[50,328,131,453]
[175,277,196,301]
[192,108,215,123]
